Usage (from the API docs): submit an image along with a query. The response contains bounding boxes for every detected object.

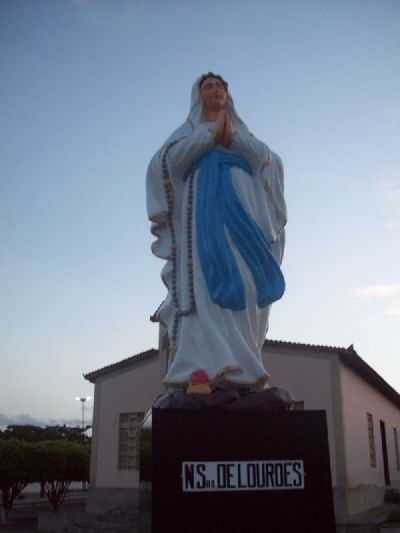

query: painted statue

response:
[147,73,287,393]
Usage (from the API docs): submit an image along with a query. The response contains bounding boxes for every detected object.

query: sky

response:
[1,0,399,426]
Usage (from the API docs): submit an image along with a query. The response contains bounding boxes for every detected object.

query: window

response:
[367,413,376,468]
[394,428,400,471]
[118,412,144,470]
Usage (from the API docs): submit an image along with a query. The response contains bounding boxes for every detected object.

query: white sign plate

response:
[182,460,305,492]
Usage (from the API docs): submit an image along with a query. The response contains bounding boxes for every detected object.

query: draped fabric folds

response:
[196,149,285,311]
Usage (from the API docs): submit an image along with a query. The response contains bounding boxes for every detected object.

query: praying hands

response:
[215,110,233,148]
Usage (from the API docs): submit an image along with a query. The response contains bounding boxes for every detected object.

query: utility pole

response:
[75,396,91,491]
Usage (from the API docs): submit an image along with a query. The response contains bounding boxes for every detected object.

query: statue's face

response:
[199,77,227,112]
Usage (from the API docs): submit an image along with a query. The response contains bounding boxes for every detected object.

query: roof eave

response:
[84,348,158,383]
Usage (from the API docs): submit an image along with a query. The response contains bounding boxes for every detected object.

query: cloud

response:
[386,300,400,318]
[0,413,91,429]
[353,283,400,298]
[353,282,400,319]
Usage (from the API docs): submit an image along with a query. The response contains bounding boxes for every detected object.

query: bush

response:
[31,440,90,511]
[0,440,32,520]
[0,439,90,519]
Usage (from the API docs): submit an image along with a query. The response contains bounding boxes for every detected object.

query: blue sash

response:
[196,149,285,311]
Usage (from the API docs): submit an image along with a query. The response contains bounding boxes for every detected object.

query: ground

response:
[1,492,86,533]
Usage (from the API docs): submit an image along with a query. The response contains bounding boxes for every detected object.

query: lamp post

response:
[75,396,91,491]
[75,396,91,434]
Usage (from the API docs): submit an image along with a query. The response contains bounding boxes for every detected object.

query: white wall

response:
[94,355,163,488]
[340,364,400,490]
[264,347,337,485]
[91,344,400,511]
[93,347,338,490]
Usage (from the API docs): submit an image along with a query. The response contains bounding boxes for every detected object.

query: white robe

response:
[146,82,286,389]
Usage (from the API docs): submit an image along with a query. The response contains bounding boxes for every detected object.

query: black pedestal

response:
[152,409,336,533]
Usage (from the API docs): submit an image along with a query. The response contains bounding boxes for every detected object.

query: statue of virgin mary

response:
[146,73,287,392]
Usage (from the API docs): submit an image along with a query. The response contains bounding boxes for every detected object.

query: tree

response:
[0,424,91,444]
[0,439,90,521]
[30,441,90,511]
[0,424,91,498]
[0,440,32,523]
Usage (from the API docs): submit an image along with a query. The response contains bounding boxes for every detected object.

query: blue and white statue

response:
[147,73,287,392]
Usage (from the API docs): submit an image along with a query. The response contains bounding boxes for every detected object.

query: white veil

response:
[162,74,250,147]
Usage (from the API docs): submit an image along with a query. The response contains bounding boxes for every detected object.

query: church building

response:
[84,339,400,522]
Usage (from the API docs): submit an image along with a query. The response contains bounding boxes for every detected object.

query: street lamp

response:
[75,396,91,492]
[75,396,91,434]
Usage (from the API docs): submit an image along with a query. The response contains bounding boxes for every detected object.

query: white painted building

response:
[84,340,400,522]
